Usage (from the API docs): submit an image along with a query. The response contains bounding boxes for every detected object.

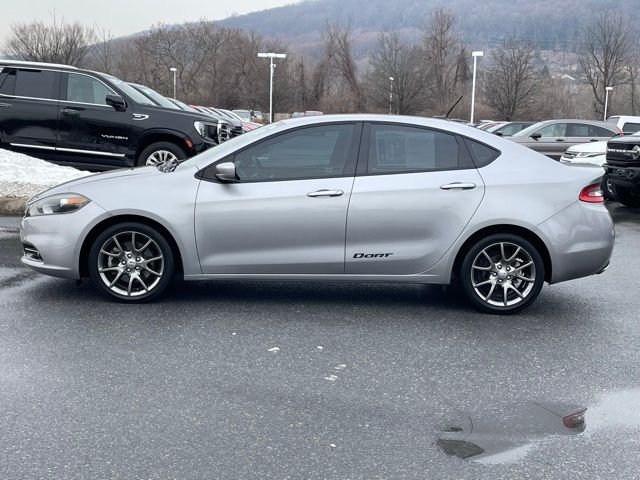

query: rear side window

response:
[464,138,500,168]
[590,125,615,137]
[14,69,59,99]
[622,122,640,134]
[66,73,114,105]
[0,68,16,95]
[366,124,470,174]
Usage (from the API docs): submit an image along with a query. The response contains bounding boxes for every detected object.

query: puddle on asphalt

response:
[437,388,640,464]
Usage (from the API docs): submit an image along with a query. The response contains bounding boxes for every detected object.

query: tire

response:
[602,175,617,200]
[88,222,175,302]
[137,141,186,167]
[614,186,640,208]
[460,233,545,315]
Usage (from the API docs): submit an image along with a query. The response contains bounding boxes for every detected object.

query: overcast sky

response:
[0,0,297,43]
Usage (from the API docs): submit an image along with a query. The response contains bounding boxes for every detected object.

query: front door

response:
[529,122,568,159]
[346,123,485,275]
[56,72,132,168]
[195,122,362,274]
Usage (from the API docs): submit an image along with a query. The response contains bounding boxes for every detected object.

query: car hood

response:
[27,167,157,203]
[566,141,607,153]
[137,105,242,127]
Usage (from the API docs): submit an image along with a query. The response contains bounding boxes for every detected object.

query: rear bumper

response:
[536,201,615,284]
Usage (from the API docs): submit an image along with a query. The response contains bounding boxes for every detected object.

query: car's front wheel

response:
[137,141,186,167]
[88,222,174,302]
[613,186,640,208]
[460,234,545,314]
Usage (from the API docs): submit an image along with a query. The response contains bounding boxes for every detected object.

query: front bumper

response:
[604,163,640,190]
[536,201,614,284]
[20,201,108,279]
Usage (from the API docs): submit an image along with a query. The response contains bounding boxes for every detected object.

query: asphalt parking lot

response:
[0,204,639,480]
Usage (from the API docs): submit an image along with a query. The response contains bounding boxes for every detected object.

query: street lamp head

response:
[389,77,394,81]
[472,51,484,57]
[606,86,614,91]
[169,67,177,72]
[258,52,287,59]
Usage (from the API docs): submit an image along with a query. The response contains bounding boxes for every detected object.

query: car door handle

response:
[62,108,79,116]
[440,182,476,190]
[555,138,565,142]
[0,102,13,108]
[590,139,599,142]
[307,189,344,197]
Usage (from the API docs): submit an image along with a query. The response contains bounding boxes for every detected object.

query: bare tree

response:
[366,32,427,115]
[577,12,632,117]
[88,28,115,73]
[423,8,468,115]
[4,16,95,66]
[484,39,538,120]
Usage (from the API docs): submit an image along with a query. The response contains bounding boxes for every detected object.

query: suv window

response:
[14,69,59,99]
[367,124,468,174]
[66,73,114,105]
[232,124,357,182]
[536,123,567,137]
[622,122,640,134]
[0,68,16,95]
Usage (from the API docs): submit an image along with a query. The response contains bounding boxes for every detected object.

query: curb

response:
[0,197,26,216]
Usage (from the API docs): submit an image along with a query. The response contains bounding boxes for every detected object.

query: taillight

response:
[579,183,604,203]
[563,408,587,429]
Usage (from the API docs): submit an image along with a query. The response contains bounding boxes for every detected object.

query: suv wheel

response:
[602,175,617,200]
[460,234,545,314]
[614,186,640,208]
[138,142,186,167]
[88,222,175,302]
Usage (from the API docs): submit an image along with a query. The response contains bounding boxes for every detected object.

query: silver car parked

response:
[510,119,618,160]
[20,115,614,314]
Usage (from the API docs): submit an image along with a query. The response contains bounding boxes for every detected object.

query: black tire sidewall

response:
[614,186,640,208]
[460,233,545,315]
[137,141,187,167]
[88,222,175,302]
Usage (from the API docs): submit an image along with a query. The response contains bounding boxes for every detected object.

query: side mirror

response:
[106,94,126,112]
[530,132,542,140]
[495,131,504,136]
[215,162,237,182]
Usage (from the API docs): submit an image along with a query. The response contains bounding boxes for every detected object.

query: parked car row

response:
[0,60,243,170]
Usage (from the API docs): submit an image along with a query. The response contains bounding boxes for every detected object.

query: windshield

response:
[512,121,546,137]
[130,84,179,109]
[102,75,155,105]
[179,121,282,170]
[233,110,252,121]
[220,109,244,122]
[173,99,199,113]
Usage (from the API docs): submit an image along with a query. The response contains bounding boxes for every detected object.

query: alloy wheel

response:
[146,150,178,166]
[470,242,536,307]
[97,231,164,297]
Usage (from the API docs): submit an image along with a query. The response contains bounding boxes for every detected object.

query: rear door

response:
[345,123,484,275]
[566,123,614,150]
[0,67,60,158]
[56,72,132,167]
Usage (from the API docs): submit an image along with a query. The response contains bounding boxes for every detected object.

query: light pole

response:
[169,67,177,99]
[389,76,394,114]
[470,51,483,124]
[258,52,287,123]
[604,86,613,121]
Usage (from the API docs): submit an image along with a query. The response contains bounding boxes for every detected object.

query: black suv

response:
[604,133,640,207]
[0,61,238,170]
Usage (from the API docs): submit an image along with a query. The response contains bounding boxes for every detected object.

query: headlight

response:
[25,193,91,217]
[194,121,208,138]
[576,152,602,158]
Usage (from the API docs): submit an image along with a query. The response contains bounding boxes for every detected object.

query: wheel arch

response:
[79,214,184,278]
[135,129,192,163]
[450,224,552,283]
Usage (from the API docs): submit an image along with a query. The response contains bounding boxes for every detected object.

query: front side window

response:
[0,68,16,95]
[14,69,59,99]
[367,124,467,174]
[535,123,567,137]
[232,124,357,182]
[66,73,114,105]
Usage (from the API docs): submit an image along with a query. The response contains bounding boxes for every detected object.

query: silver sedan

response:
[20,115,614,314]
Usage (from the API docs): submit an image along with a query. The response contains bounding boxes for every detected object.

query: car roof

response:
[0,60,79,70]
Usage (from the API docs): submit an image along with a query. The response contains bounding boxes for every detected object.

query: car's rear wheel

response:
[460,234,545,314]
[88,222,174,302]
[614,186,640,208]
[137,141,186,167]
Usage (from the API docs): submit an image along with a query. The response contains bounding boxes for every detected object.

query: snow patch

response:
[0,148,92,199]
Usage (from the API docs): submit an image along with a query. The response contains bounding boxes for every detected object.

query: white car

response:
[606,115,640,135]
[560,141,607,167]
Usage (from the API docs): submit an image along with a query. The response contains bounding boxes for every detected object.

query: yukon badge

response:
[353,253,394,259]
